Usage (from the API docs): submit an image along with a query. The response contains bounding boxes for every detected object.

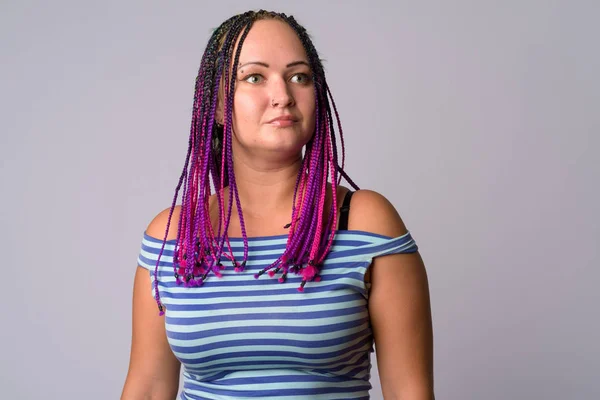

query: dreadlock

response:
[152,10,359,315]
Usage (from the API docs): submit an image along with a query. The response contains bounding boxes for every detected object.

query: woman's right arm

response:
[121,207,182,400]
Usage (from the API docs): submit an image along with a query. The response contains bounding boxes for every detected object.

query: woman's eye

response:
[244,74,263,84]
[290,73,310,84]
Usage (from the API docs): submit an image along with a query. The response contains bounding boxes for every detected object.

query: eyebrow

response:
[238,60,310,69]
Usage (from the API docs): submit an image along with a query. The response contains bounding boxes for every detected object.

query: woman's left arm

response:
[351,190,435,399]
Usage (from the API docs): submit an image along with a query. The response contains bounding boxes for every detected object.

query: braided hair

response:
[152,10,359,315]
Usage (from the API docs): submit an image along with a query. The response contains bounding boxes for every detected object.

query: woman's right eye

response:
[244,74,263,84]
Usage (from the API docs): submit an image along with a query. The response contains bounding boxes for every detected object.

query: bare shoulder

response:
[145,205,182,241]
[348,189,408,237]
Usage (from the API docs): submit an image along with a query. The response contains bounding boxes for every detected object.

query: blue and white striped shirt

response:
[137,229,418,399]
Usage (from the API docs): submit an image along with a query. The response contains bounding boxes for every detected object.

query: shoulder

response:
[145,205,182,241]
[348,189,408,238]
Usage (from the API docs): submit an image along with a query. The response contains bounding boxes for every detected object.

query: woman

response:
[122,10,434,400]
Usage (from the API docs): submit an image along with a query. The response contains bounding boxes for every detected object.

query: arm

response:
[121,207,182,400]
[351,190,435,399]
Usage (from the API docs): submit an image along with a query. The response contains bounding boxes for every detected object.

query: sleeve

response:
[137,232,157,272]
[359,230,419,263]
[136,232,175,292]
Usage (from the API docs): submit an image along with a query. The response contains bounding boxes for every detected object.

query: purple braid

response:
[222,22,254,270]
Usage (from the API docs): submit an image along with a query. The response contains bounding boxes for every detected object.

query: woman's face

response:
[229,19,316,159]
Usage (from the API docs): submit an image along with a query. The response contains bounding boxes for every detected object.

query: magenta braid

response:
[219,22,254,272]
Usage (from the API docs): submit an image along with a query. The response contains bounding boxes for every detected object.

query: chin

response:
[265,141,306,155]
[263,127,311,144]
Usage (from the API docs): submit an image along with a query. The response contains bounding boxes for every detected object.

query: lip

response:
[267,115,299,125]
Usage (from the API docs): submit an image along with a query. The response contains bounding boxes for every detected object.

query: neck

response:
[229,152,304,217]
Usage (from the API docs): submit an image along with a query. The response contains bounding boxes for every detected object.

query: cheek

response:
[233,92,263,129]
[300,92,316,132]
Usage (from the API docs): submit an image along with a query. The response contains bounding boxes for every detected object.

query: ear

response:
[215,103,224,125]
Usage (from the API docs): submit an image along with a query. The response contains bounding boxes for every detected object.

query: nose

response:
[270,78,295,108]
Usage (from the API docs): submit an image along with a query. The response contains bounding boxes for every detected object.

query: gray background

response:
[1,0,598,399]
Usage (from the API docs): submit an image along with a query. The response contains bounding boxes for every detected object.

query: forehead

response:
[236,19,308,65]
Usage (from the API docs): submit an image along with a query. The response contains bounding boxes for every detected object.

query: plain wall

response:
[1,0,598,398]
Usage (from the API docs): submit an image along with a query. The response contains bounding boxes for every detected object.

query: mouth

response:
[268,115,299,127]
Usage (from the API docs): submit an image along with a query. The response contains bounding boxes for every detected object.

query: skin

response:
[122,19,434,400]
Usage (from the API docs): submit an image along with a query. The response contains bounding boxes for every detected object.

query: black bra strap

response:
[338,190,354,231]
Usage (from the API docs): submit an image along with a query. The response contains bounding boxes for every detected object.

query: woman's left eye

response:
[290,73,310,84]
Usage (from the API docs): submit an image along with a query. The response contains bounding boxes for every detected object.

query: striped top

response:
[137,229,418,400]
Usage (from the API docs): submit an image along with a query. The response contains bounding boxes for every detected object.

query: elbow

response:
[383,383,435,400]
[121,377,179,400]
